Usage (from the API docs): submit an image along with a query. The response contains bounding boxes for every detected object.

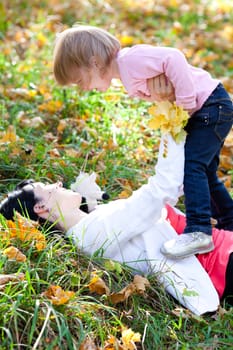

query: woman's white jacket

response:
[67,135,219,315]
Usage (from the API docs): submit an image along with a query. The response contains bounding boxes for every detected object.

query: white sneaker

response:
[160,232,214,259]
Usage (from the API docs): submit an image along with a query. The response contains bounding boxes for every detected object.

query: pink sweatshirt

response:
[166,204,233,297]
[117,45,219,114]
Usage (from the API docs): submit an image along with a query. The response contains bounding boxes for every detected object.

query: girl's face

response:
[25,182,82,214]
[73,63,113,92]
[87,65,113,92]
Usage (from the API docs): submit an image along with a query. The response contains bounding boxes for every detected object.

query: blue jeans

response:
[184,83,233,235]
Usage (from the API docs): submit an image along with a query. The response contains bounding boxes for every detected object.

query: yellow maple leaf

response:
[119,35,134,46]
[57,119,68,133]
[0,225,11,245]
[118,188,132,199]
[104,335,123,350]
[148,101,189,143]
[42,285,75,305]
[38,100,63,113]
[0,125,24,144]
[3,246,26,262]
[121,328,141,350]
[5,212,46,251]
[36,32,47,48]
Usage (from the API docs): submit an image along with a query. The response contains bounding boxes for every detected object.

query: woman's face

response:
[24,181,82,214]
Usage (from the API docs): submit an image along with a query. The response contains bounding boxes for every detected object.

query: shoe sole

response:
[161,243,215,259]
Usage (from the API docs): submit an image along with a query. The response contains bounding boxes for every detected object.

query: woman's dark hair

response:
[0,179,38,221]
[0,179,89,230]
[0,179,56,232]
[15,179,35,190]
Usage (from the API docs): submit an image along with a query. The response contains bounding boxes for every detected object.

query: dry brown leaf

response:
[116,178,133,199]
[88,274,110,295]
[57,119,68,133]
[211,217,217,227]
[109,275,150,304]
[217,305,229,318]
[172,307,208,324]
[219,174,232,189]
[133,275,150,295]
[48,148,61,157]
[0,273,25,287]
[109,283,135,305]
[222,77,233,93]
[65,148,82,158]
[221,129,233,159]
[42,285,75,305]
[79,337,99,350]
[104,335,123,350]
[5,88,37,101]
[19,116,45,128]
[103,138,118,150]
[171,307,189,319]
[220,155,232,171]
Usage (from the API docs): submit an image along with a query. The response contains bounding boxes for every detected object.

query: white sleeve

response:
[148,133,184,206]
[67,134,185,257]
[107,133,185,242]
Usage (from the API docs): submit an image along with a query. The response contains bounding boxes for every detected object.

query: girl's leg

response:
[208,155,233,231]
[161,84,233,258]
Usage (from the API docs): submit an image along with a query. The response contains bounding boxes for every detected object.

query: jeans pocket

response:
[185,112,209,134]
[214,105,233,142]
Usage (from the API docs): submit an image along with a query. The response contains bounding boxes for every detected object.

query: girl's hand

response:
[138,74,175,102]
[148,74,175,102]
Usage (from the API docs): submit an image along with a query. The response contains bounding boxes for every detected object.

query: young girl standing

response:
[53,25,233,258]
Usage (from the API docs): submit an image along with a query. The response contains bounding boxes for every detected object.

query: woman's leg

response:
[222,252,233,306]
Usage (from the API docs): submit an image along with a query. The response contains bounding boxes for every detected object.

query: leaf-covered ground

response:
[0,1,233,349]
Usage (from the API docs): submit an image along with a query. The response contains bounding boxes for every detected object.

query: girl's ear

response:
[89,56,99,68]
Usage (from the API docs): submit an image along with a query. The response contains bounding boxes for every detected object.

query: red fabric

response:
[165,204,233,297]
[165,204,186,234]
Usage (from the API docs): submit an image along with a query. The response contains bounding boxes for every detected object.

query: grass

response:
[0,0,233,348]
[5,216,231,350]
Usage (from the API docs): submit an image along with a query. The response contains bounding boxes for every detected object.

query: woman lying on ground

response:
[0,135,227,316]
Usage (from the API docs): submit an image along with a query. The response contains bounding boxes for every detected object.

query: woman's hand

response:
[138,74,175,102]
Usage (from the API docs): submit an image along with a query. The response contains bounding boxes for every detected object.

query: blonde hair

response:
[53,25,121,86]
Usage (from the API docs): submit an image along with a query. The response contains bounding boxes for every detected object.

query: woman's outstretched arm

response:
[67,134,185,256]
